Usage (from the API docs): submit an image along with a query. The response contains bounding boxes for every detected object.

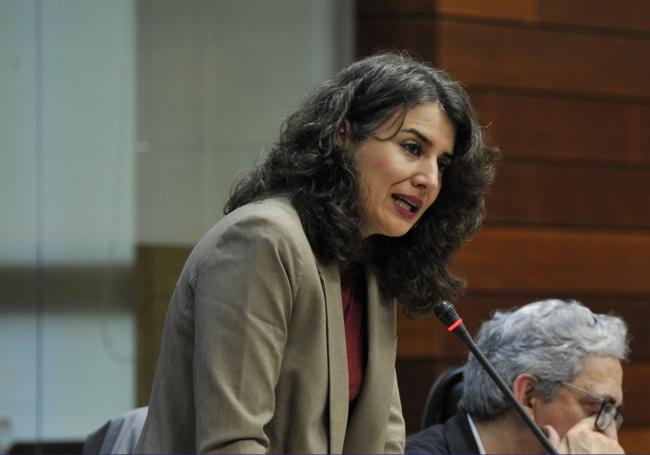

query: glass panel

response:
[1,0,352,450]
[0,0,136,447]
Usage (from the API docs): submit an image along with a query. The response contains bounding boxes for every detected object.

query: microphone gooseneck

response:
[433,301,558,455]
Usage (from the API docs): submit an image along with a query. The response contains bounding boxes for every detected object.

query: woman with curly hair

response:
[136,52,499,454]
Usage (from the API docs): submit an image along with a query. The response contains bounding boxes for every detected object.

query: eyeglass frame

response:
[560,381,624,432]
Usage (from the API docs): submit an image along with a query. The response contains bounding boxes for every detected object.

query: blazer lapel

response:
[343,266,397,453]
[316,259,348,454]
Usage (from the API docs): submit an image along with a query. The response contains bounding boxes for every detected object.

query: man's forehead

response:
[573,356,623,403]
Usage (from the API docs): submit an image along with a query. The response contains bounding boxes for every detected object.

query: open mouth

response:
[392,194,419,213]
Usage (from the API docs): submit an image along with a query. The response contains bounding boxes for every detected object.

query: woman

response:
[136,52,498,453]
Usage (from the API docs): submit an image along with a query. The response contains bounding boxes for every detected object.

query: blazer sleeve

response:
[190,214,305,453]
[384,369,406,453]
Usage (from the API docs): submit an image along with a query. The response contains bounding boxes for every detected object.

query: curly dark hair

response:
[225,52,499,317]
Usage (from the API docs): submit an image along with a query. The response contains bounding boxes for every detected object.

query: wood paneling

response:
[436,0,538,23]
[452,228,650,294]
[357,0,650,444]
[357,18,437,62]
[437,20,650,98]
[359,1,650,438]
[358,0,650,33]
[486,162,650,228]
[399,295,650,361]
[359,19,650,99]
[396,357,459,435]
[618,426,650,454]
[359,0,537,22]
[622,363,650,424]
[0,265,133,312]
[533,0,650,33]
[470,91,650,165]
[439,0,650,33]
[136,245,191,405]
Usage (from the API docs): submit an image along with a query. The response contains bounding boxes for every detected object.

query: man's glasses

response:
[561,381,624,431]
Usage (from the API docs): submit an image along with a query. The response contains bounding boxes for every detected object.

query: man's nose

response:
[602,419,619,441]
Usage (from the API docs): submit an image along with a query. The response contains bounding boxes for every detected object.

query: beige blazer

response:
[136,197,405,454]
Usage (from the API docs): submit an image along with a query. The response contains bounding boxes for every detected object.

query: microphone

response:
[433,301,558,455]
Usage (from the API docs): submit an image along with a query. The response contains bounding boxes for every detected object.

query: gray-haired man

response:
[407,299,628,454]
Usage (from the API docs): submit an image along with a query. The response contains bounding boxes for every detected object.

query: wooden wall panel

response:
[359,19,650,99]
[437,20,650,98]
[356,17,434,62]
[486,162,650,228]
[357,18,437,62]
[452,228,650,294]
[439,0,650,33]
[470,91,650,165]
[358,0,537,21]
[358,0,650,441]
[398,296,650,362]
[136,245,191,405]
[533,0,650,33]
[434,0,538,23]
[395,357,461,435]
[622,363,650,424]
[359,0,650,33]
[619,427,650,454]
[0,265,133,312]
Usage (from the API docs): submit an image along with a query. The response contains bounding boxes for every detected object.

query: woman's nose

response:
[412,160,439,189]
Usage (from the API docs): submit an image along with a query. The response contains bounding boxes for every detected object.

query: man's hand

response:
[544,416,624,454]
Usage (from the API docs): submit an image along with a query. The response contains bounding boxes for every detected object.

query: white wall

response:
[137,0,354,244]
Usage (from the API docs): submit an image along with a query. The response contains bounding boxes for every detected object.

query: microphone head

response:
[433,301,461,327]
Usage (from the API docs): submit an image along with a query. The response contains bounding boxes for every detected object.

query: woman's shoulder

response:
[218,196,304,237]
[190,196,312,266]
[227,195,300,225]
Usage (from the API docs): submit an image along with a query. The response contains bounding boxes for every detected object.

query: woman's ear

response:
[339,120,352,148]
[512,373,538,410]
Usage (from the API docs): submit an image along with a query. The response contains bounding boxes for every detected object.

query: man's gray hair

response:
[460,299,629,420]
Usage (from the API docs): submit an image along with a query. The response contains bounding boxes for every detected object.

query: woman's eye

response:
[438,157,452,173]
[401,142,421,156]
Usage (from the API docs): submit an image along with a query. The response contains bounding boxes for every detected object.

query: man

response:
[407,299,628,454]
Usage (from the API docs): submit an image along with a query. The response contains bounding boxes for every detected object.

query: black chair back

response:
[421,366,464,429]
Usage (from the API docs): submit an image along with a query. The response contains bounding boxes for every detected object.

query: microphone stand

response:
[433,301,558,455]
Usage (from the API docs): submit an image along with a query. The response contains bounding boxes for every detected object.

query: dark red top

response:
[340,266,367,402]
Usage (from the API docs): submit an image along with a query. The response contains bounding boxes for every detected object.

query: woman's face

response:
[350,102,456,238]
